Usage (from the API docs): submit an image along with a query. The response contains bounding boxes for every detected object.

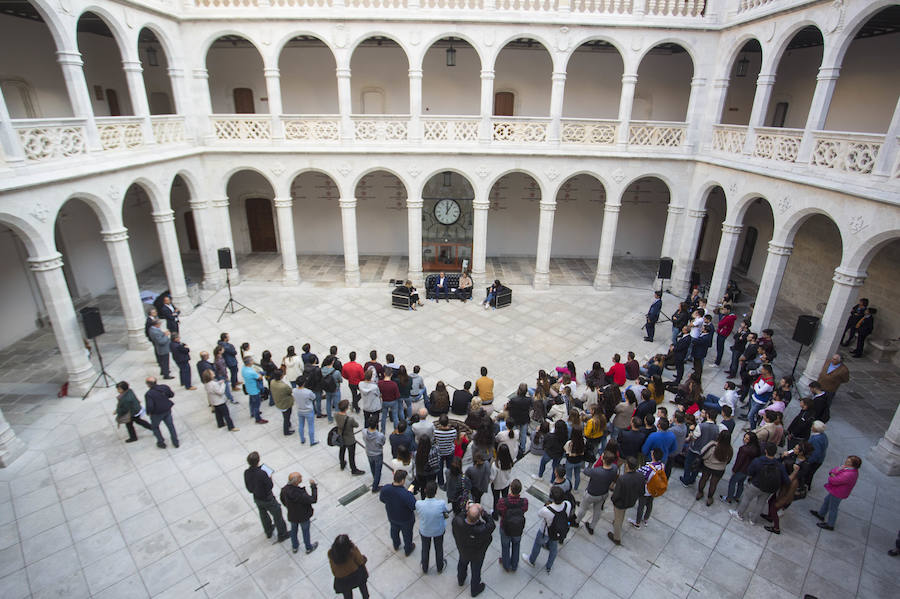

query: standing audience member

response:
[293,376,317,445]
[242,356,267,424]
[495,478,528,572]
[169,334,195,390]
[270,371,294,436]
[213,346,237,404]
[452,503,495,597]
[415,480,451,574]
[380,470,417,556]
[144,376,179,448]
[729,443,788,524]
[818,353,850,409]
[282,346,303,387]
[850,307,876,358]
[378,367,401,432]
[359,367,382,430]
[575,450,617,535]
[714,304,737,366]
[644,290,662,342]
[523,485,571,574]
[279,473,318,554]
[243,451,288,543]
[839,298,868,346]
[335,400,365,475]
[608,457,644,546]
[806,420,829,487]
[148,320,173,379]
[365,416,386,493]
[114,381,153,443]
[721,431,759,504]
[630,448,667,528]
[695,430,733,506]
[810,455,862,531]
[322,355,343,423]
[328,535,370,599]
[343,351,365,413]
[218,332,240,389]
[201,370,238,432]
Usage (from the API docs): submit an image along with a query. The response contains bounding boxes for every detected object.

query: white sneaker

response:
[728,509,744,522]
[521,553,534,567]
[642,519,649,527]
[627,518,641,529]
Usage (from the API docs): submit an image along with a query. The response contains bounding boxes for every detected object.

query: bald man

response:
[452,502,495,597]
[279,472,318,554]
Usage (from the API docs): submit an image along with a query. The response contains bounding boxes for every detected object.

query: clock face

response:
[434,199,461,225]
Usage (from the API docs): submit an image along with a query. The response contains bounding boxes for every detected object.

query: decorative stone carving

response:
[722,224,743,235]
[604,203,622,214]
[29,202,49,222]
[410,30,420,46]
[407,165,421,179]
[687,209,707,219]
[767,242,793,256]
[848,215,868,235]
[334,24,347,48]
[778,196,792,214]
[667,205,685,216]
[108,185,121,201]
[337,163,352,177]
[631,36,643,52]
[271,162,285,177]
[539,202,556,212]
[28,253,64,272]
[273,198,293,209]
[407,198,424,209]
[101,228,129,243]
[339,198,357,209]
[557,27,569,52]
[763,21,776,43]
[151,210,175,224]
[825,0,845,33]
[832,267,866,287]
[728,182,737,195]
[546,168,559,181]
[476,166,489,179]
[483,30,494,47]
[611,168,625,183]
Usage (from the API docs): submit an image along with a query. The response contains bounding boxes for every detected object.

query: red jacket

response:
[342,361,364,386]
[606,363,626,387]
[716,313,737,337]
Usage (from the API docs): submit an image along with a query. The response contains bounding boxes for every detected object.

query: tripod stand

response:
[82,338,116,400]
[217,270,255,322]
[656,278,672,325]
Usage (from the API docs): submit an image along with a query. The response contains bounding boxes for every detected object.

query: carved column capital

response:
[721,223,743,235]
[832,267,867,287]
[766,241,793,257]
[273,197,293,209]
[604,203,622,214]
[28,253,64,272]
[407,199,424,209]
[687,209,707,219]
[152,210,175,224]
[101,228,129,243]
[667,205,685,216]
[210,197,229,209]
[340,198,358,209]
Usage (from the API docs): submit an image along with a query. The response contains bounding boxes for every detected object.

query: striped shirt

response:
[434,427,457,456]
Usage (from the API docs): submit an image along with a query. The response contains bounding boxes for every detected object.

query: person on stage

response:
[645,291,662,342]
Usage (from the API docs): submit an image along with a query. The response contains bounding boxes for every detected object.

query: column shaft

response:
[659,205,684,264]
[166,67,188,116]
[0,85,24,164]
[671,209,707,297]
[212,198,240,282]
[407,199,423,283]
[707,224,743,308]
[684,76,707,150]
[593,203,621,290]
[870,400,900,475]
[274,197,299,284]
[617,73,637,145]
[264,68,284,140]
[56,51,100,149]
[548,71,567,143]
[874,96,900,175]
[471,200,489,284]
[152,210,191,313]
[744,73,775,153]
[191,68,214,141]
[533,202,556,289]
[751,241,792,331]
[409,69,423,142]
[798,67,840,161]
[340,199,360,286]
[0,407,26,467]
[189,199,224,289]
[102,229,149,350]
[337,68,353,141]
[479,70,495,142]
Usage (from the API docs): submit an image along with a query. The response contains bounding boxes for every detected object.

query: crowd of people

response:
[108,288,895,598]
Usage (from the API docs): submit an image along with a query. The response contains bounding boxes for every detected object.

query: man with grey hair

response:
[147,319,173,379]
[411,407,434,441]
[279,472,318,554]
[452,502,494,596]
[806,420,829,488]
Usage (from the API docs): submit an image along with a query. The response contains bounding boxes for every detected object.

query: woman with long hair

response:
[564,427,586,491]
[696,430,734,505]
[428,380,450,416]
[534,369,551,404]
[721,431,760,503]
[212,345,236,404]
[491,444,515,505]
[611,387,633,439]
[649,374,666,405]
[414,436,440,499]
[260,349,278,405]
[282,345,303,388]
[328,534,369,598]
[536,420,568,481]
[395,365,413,420]
[583,404,607,459]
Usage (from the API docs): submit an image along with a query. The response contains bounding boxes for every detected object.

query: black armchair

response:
[486,284,512,309]
[391,286,412,310]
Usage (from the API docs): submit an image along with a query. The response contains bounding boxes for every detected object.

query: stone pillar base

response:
[0,411,26,468]
[593,273,612,291]
[202,273,225,292]
[869,438,900,476]
[533,272,550,290]
[345,270,361,287]
[282,271,300,286]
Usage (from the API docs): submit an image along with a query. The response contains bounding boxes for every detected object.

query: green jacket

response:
[116,389,142,417]
[271,380,294,411]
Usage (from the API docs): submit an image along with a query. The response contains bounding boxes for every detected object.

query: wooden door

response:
[184,210,198,251]
[106,89,121,116]
[233,88,255,114]
[245,198,277,252]
[493,91,514,116]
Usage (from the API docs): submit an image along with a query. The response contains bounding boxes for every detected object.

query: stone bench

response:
[868,338,900,363]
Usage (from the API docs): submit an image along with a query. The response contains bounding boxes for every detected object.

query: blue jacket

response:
[808,432,828,465]
[747,456,789,488]
[242,366,262,395]
[220,342,238,367]
[647,298,662,323]
[380,484,417,524]
[415,497,451,537]
[641,430,678,463]
[691,332,713,360]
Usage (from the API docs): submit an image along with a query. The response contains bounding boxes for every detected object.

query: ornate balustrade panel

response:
[96,117,145,151]
[270,0,331,5]
[570,0,632,14]
[352,116,409,142]
[495,0,557,10]
[645,0,703,17]
[211,116,273,141]
[346,0,408,7]
[422,0,484,7]
[738,0,774,12]
[492,118,549,143]
[810,132,883,175]
[194,0,258,6]
[422,117,480,142]
[712,124,747,155]
[628,121,686,147]
[283,116,341,141]
[14,119,87,162]
[753,127,802,163]
[560,119,618,145]
[151,116,187,145]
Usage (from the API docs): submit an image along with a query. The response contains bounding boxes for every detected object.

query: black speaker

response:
[80,307,105,339]
[657,257,673,280]
[218,247,233,270]
[792,314,819,346]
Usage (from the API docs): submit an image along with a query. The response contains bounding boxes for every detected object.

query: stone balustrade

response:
[810,130,883,175]
[712,124,747,155]
[282,116,342,141]
[13,119,88,162]
[753,126,803,163]
[96,117,146,151]
[352,115,410,142]
[628,120,687,147]
[422,117,480,142]
[560,118,618,145]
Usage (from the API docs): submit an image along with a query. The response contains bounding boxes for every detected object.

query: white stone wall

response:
[78,30,134,117]
[0,226,43,348]
[0,16,72,118]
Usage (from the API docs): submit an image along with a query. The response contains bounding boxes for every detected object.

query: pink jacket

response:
[824,466,859,499]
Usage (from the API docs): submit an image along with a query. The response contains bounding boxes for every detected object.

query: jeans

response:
[528,529,558,571]
[254,496,287,538]
[313,391,324,417]
[380,401,399,433]
[818,493,843,527]
[156,353,170,377]
[728,349,742,376]
[681,451,700,484]
[538,453,561,479]
[483,291,495,306]
[715,333,728,365]
[389,519,414,553]
[213,404,235,430]
[399,396,413,420]
[216,374,235,402]
[457,554,484,593]
[420,533,444,572]
[672,326,680,345]
[565,461,583,490]
[281,407,293,435]
[149,411,178,446]
[726,471,748,501]
[325,390,340,422]
[227,363,238,387]
[635,495,653,522]
[176,361,191,387]
[249,393,262,421]
[748,400,765,429]
[438,454,453,487]
[499,529,521,571]
[290,519,312,551]
[517,423,529,455]
[576,491,608,529]
[368,454,383,490]
[349,383,360,411]
[703,394,722,416]
[297,411,315,444]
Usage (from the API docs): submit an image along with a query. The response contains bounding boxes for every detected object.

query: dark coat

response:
[244,465,274,502]
[197,359,215,379]
[171,341,191,365]
[280,483,317,523]
[144,384,174,415]
[672,334,691,360]
[115,389,143,417]
[611,471,645,509]
[219,341,238,367]
[452,511,495,560]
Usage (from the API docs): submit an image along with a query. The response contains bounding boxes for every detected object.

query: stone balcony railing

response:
[13,118,88,162]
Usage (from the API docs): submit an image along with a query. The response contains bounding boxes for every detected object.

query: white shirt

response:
[690,316,704,338]
[537,501,572,535]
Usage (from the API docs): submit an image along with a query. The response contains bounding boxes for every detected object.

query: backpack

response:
[322,370,337,393]
[501,499,526,537]
[547,504,570,542]
[756,461,781,493]
[645,463,668,497]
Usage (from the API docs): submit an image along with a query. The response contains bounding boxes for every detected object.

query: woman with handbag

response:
[334,400,365,475]
[202,370,239,432]
[328,534,370,599]
[114,381,153,443]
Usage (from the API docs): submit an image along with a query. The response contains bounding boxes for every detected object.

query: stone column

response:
[101,228,149,350]
[704,77,730,148]
[264,68,284,140]
[122,60,155,143]
[800,267,865,386]
[166,67,188,116]
[751,241,793,331]
[191,68,214,141]
[743,72,776,153]
[408,68,423,142]
[0,407,26,467]
[471,199,490,284]
[870,402,900,476]
[874,96,900,176]
[533,201,556,289]
[28,253,95,395]
[340,199,361,287]
[707,223,743,308]
[151,210,191,314]
[212,197,240,283]
[189,198,223,290]
[798,66,841,161]
[56,51,100,150]
[273,197,299,284]
[616,72,638,145]
[479,69,495,143]
[548,71,567,143]
[671,209,707,297]
[0,86,24,164]
[659,205,684,263]
[684,76,707,150]
[336,67,353,142]
[407,198,423,284]
[593,202,621,290]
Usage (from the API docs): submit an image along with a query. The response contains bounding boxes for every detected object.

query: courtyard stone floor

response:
[0,259,898,599]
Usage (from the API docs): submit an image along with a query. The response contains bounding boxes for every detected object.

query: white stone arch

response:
[222,165,276,199]
[122,177,166,216]
[845,228,900,272]
[287,167,346,201]
[693,180,729,213]
[550,169,610,201]
[200,30,267,66]
[731,191,773,224]
[716,34,764,81]
[0,211,54,256]
[763,21,826,75]
[485,168,547,202]
[619,171,677,203]
[827,0,900,67]
[347,31,413,68]
[774,207,846,260]
[20,0,70,52]
[74,5,133,62]
[487,33,555,72]
[56,190,121,232]
[170,169,201,207]
[351,166,411,199]
[133,22,180,69]
[634,37,698,75]
[563,34,628,73]
[273,31,338,65]
[414,167,477,200]
[416,32,485,72]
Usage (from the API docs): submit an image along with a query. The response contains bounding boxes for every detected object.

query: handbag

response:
[116,412,132,425]
[327,414,350,447]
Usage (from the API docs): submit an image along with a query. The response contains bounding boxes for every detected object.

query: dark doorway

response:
[106,89,121,116]
[245,198,277,252]
[695,214,709,261]
[737,226,758,272]
[493,91,514,116]
[184,210,198,251]
[233,88,255,114]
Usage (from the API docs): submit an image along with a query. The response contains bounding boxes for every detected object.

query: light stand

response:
[656,278,672,325]
[82,338,116,400]
[217,270,255,322]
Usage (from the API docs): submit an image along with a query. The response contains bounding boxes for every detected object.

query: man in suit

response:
[218,332,240,390]
[434,271,449,302]
[159,295,180,333]
[645,290,662,342]
[692,325,714,381]
[196,351,215,381]
[670,325,691,385]
[144,308,158,341]
[170,333,196,391]
[851,307,876,358]
[148,320,174,379]
[840,298,868,346]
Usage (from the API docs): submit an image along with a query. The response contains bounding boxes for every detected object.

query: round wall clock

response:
[434,198,461,225]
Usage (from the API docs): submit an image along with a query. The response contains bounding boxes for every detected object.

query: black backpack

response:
[322,371,337,393]
[756,461,781,494]
[547,504,570,542]
[501,500,526,537]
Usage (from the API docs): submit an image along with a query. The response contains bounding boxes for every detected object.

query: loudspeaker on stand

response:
[657,257,673,280]
[218,247,233,270]
[80,307,105,339]
[792,314,819,346]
